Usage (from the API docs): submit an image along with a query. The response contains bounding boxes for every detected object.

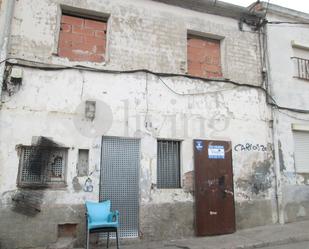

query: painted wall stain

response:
[72,177,82,192]
[11,190,44,216]
[236,159,273,195]
[278,140,286,171]
[183,171,194,195]
[298,173,309,185]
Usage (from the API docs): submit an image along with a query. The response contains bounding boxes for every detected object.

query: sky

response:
[222,0,309,14]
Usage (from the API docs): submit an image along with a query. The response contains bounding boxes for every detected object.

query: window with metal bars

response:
[292,57,309,81]
[157,140,181,189]
[18,146,67,188]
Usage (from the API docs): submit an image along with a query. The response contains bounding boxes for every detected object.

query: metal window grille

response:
[292,57,309,80]
[19,146,67,186]
[100,137,140,238]
[157,140,181,188]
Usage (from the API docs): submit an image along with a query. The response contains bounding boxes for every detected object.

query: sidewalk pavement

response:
[116,220,309,249]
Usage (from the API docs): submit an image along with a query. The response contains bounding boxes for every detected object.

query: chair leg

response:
[86,230,90,249]
[116,229,120,249]
[107,232,109,248]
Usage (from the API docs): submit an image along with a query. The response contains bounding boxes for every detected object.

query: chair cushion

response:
[88,221,118,230]
[86,200,111,224]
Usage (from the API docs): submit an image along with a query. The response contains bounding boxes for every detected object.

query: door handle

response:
[224,189,234,195]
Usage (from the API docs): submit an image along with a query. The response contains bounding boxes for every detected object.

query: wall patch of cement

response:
[282,185,309,223]
[0,204,86,249]
[182,171,194,195]
[235,200,273,229]
[140,202,194,240]
[284,201,309,223]
[236,159,273,196]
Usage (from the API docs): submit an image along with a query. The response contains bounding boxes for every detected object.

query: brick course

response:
[58,15,107,62]
[187,36,222,78]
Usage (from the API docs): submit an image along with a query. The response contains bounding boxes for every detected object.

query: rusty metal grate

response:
[21,147,45,183]
[292,57,309,80]
[157,140,181,189]
[19,146,67,186]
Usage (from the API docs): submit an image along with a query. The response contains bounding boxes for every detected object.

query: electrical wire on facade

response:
[264,0,270,17]
[2,56,309,116]
[267,21,309,25]
[277,109,309,121]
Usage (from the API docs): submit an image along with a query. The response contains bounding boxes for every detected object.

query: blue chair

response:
[85,200,120,249]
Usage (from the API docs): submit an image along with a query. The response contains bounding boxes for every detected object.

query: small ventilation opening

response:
[58,223,77,238]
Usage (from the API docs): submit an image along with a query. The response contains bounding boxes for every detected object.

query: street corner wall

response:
[274,112,309,223]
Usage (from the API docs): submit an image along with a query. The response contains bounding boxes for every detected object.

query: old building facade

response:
[0,0,306,248]
[254,3,309,224]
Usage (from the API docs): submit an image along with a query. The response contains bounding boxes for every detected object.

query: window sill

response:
[186,72,226,80]
[52,53,108,68]
[17,183,68,190]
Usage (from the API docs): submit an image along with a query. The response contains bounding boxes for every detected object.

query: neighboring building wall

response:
[265,5,309,224]
[0,0,274,248]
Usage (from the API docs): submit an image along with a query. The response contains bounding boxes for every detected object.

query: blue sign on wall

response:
[208,145,225,159]
[195,140,204,151]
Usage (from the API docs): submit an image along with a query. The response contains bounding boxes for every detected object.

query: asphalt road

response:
[262,241,309,249]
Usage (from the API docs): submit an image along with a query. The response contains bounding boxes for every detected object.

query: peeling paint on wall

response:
[72,177,82,192]
[236,159,273,196]
[183,171,194,195]
[278,140,286,171]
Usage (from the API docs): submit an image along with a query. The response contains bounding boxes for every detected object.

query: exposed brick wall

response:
[58,15,107,62]
[187,36,222,78]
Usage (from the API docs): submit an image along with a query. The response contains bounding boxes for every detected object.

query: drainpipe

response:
[0,0,15,104]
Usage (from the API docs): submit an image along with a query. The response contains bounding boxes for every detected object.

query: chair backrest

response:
[86,200,111,223]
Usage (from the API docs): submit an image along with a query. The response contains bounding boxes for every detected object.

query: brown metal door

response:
[194,140,235,236]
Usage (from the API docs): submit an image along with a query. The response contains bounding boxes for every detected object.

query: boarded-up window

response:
[58,14,107,62]
[293,130,309,173]
[187,35,222,78]
[18,146,68,187]
[157,140,181,188]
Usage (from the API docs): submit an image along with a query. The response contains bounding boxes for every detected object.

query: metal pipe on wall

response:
[0,0,15,104]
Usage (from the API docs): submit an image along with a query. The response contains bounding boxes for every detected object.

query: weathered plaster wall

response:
[266,10,309,223]
[267,13,309,109]
[0,68,274,247]
[0,0,274,248]
[271,111,309,223]
[9,0,261,85]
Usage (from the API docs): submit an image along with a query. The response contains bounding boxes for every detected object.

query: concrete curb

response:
[238,236,309,249]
